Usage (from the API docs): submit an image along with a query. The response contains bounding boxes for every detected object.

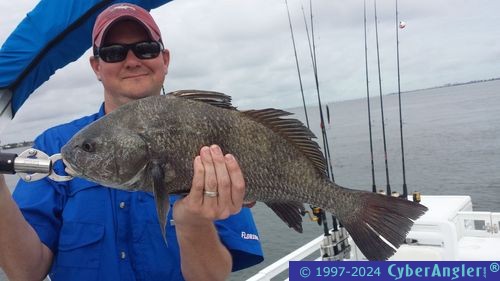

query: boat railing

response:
[246,235,324,281]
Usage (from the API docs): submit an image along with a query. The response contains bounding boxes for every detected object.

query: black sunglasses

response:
[94,41,163,63]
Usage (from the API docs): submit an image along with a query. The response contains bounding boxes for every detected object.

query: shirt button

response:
[120,251,126,259]
[119,202,126,209]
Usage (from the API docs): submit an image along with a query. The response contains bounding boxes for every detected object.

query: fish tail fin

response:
[327,186,428,260]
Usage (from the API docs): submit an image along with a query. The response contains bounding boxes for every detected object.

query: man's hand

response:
[0,173,53,280]
[173,144,245,226]
[172,144,245,281]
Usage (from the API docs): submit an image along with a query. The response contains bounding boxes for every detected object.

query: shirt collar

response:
[97,103,106,118]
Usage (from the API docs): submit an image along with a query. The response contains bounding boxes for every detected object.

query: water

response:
[230,80,500,280]
[1,81,499,280]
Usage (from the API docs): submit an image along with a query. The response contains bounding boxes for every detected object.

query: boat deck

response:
[458,236,500,260]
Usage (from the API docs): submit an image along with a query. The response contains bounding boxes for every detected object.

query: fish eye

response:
[81,140,96,153]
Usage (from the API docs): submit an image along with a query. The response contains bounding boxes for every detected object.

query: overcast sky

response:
[1,0,499,144]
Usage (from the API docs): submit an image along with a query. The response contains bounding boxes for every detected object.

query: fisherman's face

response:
[90,20,170,113]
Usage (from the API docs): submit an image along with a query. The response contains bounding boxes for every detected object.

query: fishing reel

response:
[301,205,351,260]
[301,205,324,225]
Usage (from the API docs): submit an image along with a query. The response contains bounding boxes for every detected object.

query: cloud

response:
[1,0,499,144]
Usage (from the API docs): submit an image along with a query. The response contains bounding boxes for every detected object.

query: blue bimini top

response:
[12,104,264,281]
[0,0,172,117]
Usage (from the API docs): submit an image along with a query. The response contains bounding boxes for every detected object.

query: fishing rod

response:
[326,105,330,127]
[302,0,351,261]
[302,1,335,182]
[282,3,327,233]
[283,2,331,236]
[282,2,325,234]
[284,0,310,129]
[374,0,391,195]
[363,0,377,193]
[395,0,408,198]
[300,2,332,228]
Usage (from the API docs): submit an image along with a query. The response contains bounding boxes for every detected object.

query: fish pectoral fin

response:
[150,160,170,245]
[265,201,305,233]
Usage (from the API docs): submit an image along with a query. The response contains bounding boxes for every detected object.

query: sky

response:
[0,0,499,144]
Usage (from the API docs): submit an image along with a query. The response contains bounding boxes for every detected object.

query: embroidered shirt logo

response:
[241,232,259,240]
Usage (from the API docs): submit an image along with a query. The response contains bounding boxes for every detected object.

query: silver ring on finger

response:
[203,190,219,198]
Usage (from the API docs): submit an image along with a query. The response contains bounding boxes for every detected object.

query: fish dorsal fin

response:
[168,90,236,110]
[242,108,327,177]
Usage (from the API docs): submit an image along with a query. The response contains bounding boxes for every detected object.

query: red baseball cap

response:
[92,3,162,48]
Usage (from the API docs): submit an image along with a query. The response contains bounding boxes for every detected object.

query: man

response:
[0,3,263,281]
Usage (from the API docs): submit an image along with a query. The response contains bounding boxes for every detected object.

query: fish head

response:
[61,119,150,189]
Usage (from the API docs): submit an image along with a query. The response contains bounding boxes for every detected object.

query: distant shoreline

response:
[0,140,34,150]
[390,77,500,95]
[298,77,500,109]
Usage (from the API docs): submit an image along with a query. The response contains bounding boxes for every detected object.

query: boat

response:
[2,2,499,281]
[246,1,500,280]
[247,194,500,280]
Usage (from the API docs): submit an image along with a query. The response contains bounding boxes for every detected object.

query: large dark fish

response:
[61,90,427,260]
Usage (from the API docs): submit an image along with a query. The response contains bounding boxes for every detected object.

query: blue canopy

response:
[0,0,172,119]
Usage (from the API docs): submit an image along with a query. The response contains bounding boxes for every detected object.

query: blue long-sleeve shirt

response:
[13,104,263,281]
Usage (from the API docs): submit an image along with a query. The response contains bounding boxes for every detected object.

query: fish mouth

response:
[62,159,80,177]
